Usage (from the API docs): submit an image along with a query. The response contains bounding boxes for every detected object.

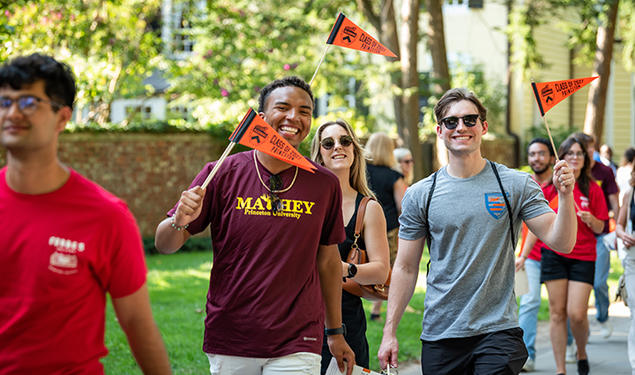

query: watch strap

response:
[325,324,347,336]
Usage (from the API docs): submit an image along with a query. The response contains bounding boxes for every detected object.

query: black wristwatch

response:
[325,323,347,336]
[346,263,357,279]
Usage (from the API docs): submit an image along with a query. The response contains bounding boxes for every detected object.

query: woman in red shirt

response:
[541,135,608,375]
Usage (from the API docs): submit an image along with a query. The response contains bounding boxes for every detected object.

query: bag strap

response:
[424,171,438,275]
[489,160,516,251]
[354,196,372,236]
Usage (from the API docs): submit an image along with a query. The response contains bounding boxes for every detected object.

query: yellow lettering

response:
[303,201,315,215]
[235,197,252,210]
[252,198,265,210]
[292,200,304,213]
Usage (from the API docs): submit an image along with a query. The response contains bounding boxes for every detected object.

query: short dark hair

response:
[257,76,313,113]
[571,131,594,149]
[623,147,635,165]
[434,88,487,124]
[0,53,76,110]
[528,137,555,156]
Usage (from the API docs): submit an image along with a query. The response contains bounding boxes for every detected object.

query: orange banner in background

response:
[531,76,598,116]
[229,109,316,173]
[326,13,397,58]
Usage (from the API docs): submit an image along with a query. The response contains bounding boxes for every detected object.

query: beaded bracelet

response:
[170,216,189,231]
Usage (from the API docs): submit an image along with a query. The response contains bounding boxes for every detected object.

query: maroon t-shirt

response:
[591,162,618,210]
[168,150,345,358]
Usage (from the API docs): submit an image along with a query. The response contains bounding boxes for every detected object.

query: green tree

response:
[0,0,163,124]
[507,0,634,143]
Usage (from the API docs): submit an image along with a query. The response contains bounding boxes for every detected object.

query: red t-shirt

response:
[522,180,557,262]
[546,181,608,261]
[168,151,345,358]
[0,168,147,374]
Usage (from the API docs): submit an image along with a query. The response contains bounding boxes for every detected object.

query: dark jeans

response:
[421,327,527,375]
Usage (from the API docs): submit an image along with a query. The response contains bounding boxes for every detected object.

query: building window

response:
[162,0,205,59]
[126,105,153,120]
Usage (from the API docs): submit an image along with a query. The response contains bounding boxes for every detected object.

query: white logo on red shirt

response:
[580,196,590,210]
[48,236,85,275]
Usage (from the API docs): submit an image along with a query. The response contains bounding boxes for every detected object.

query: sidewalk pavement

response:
[396,301,632,375]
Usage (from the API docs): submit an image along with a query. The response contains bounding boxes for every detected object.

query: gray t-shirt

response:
[399,160,552,341]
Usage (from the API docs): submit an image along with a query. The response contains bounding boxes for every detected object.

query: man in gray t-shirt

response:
[378,88,578,375]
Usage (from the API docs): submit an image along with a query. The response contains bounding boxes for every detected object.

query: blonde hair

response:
[366,132,396,167]
[311,120,376,199]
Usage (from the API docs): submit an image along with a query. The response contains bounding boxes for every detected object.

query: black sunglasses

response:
[439,114,480,130]
[269,175,282,212]
[321,135,353,150]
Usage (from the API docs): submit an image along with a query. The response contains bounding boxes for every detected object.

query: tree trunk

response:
[400,0,423,180]
[357,1,406,141]
[424,0,451,169]
[583,0,619,144]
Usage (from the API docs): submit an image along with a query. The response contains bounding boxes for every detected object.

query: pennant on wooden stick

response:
[229,108,316,172]
[326,12,397,58]
[531,76,598,116]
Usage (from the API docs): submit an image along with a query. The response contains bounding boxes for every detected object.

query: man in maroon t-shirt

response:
[155,76,355,375]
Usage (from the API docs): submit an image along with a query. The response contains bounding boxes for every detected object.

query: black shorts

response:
[420,327,527,375]
[540,248,595,285]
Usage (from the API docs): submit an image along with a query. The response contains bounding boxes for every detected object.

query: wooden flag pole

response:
[201,142,237,190]
[542,115,581,212]
[542,115,560,163]
[309,44,331,87]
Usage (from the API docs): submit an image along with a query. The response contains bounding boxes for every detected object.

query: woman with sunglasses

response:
[365,132,408,321]
[542,136,609,375]
[311,120,390,373]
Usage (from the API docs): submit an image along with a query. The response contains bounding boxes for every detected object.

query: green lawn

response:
[102,249,625,373]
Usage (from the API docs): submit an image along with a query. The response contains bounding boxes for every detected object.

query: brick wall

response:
[0,132,518,237]
[0,133,224,237]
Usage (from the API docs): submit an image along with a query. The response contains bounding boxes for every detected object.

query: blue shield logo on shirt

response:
[485,193,507,219]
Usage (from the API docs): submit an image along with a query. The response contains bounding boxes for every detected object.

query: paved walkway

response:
[397,302,632,375]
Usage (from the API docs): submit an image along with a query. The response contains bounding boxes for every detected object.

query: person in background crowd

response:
[515,137,557,372]
[542,135,608,375]
[365,132,407,322]
[394,147,414,186]
[615,168,635,375]
[573,132,619,340]
[617,148,635,201]
[0,53,171,374]
[311,120,390,374]
[599,144,618,175]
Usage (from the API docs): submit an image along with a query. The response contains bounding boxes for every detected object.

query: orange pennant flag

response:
[229,109,316,173]
[531,76,598,116]
[326,12,397,58]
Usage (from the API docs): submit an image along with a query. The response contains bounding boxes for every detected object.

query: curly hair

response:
[257,76,313,113]
[0,53,75,110]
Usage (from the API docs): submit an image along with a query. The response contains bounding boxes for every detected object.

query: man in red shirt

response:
[0,54,171,374]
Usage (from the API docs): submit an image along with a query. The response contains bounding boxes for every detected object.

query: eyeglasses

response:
[269,175,282,212]
[400,159,414,165]
[0,95,63,116]
[438,114,480,129]
[320,135,353,150]
[565,151,585,159]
